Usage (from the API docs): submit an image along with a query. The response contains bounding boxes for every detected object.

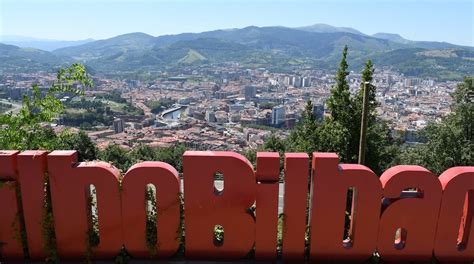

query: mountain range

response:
[1,24,473,80]
[0,35,95,52]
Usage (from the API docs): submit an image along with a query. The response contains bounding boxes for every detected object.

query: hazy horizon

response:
[1,0,473,46]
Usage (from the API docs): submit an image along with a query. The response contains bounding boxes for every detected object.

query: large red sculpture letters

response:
[0,150,472,262]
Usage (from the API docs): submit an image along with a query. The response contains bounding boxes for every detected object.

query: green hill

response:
[369,48,474,79]
[53,32,156,61]
[0,43,69,72]
[1,25,473,80]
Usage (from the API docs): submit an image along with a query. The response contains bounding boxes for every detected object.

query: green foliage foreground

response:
[0,63,92,150]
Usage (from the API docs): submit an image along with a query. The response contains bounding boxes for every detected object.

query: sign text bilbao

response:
[0,150,473,262]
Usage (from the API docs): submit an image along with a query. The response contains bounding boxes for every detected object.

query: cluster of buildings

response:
[0,65,459,150]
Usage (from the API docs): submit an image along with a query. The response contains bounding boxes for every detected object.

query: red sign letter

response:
[183,151,256,259]
[377,165,442,262]
[309,153,382,262]
[435,167,474,263]
[47,151,122,260]
[255,152,279,260]
[282,153,309,261]
[17,151,48,260]
[121,161,181,258]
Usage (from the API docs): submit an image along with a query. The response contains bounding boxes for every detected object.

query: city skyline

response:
[1,0,473,46]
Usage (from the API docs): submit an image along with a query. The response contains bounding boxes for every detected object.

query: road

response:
[0,99,22,114]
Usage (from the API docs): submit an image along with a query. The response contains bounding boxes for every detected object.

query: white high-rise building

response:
[271,106,286,125]
[302,77,311,87]
[293,76,302,87]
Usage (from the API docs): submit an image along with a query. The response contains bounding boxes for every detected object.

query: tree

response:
[301,100,316,124]
[401,77,473,174]
[286,100,320,153]
[451,77,473,142]
[316,120,350,158]
[0,64,92,150]
[354,60,402,174]
[352,60,397,170]
[0,64,102,162]
[242,149,257,167]
[97,143,188,174]
[155,144,186,172]
[263,134,287,153]
[130,144,157,162]
[324,46,356,161]
[337,59,379,164]
[99,144,134,173]
[351,59,377,159]
[55,130,98,161]
[364,120,401,174]
[356,59,377,115]
[324,57,399,173]
[281,49,400,174]
[327,45,352,128]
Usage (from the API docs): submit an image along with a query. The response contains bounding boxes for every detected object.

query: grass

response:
[65,108,87,114]
[100,100,124,112]
[178,49,207,64]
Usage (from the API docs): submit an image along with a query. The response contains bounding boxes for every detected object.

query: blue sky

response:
[1,0,473,46]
